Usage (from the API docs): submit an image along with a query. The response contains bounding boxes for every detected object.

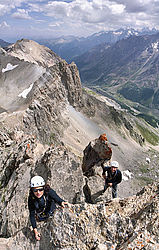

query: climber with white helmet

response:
[28,175,69,241]
[102,161,122,198]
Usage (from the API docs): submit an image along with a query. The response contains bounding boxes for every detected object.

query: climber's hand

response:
[61,201,70,208]
[34,228,41,241]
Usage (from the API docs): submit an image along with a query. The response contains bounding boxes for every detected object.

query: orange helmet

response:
[99,133,107,141]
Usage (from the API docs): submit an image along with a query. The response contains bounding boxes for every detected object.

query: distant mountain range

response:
[37,28,158,63]
[0,39,11,48]
[74,32,159,116]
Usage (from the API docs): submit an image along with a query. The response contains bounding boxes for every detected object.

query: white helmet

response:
[30,176,45,188]
[111,161,119,168]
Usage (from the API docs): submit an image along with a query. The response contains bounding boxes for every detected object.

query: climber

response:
[102,161,122,198]
[28,175,69,241]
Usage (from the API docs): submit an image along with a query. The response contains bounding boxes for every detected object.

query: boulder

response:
[82,134,112,176]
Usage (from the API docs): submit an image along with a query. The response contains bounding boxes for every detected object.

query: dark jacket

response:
[102,166,122,186]
[28,188,64,228]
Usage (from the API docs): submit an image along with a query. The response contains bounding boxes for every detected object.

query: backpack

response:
[93,134,112,160]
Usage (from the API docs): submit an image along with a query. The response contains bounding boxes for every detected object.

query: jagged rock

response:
[82,135,112,176]
[6,39,61,67]
[0,183,158,249]
[0,129,85,238]
[19,52,83,144]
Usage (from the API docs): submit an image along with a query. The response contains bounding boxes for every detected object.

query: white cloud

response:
[30,0,127,36]
[1,0,159,39]
[0,21,10,29]
[41,0,118,24]
[49,22,62,27]
[12,9,32,19]
[0,4,10,16]
[113,0,157,14]
[28,3,43,13]
[0,1,24,16]
[33,0,158,29]
[0,0,43,16]
[109,3,125,14]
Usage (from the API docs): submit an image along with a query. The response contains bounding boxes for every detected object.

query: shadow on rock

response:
[22,226,35,242]
[91,190,105,203]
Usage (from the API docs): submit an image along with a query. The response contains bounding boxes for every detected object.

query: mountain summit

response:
[0,38,82,113]
[6,39,61,67]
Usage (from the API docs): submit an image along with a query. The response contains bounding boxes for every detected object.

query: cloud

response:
[28,3,43,13]
[49,22,63,27]
[22,0,159,38]
[0,4,11,16]
[0,1,25,16]
[0,21,10,29]
[113,0,159,14]
[37,0,125,24]
[1,0,159,40]
[47,0,159,32]
[12,9,32,19]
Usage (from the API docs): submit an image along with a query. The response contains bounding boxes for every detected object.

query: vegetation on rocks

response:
[136,123,159,145]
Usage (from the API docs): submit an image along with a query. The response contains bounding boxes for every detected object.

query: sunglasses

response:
[33,188,44,193]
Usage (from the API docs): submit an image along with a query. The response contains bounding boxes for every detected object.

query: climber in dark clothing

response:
[28,176,69,241]
[102,161,122,198]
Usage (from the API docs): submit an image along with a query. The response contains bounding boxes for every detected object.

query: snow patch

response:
[128,30,132,35]
[152,42,159,51]
[93,31,106,37]
[18,83,34,98]
[122,170,133,181]
[2,63,18,73]
[113,31,122,35]
[146,157,150,163]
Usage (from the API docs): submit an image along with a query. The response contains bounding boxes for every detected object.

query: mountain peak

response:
[6,39,60,67]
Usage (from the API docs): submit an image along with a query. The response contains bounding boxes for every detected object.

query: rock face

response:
[1,39,82,114]
[1,39,83,144]
[1,183,159,249]
[0,39,85,245]
[0,49,45,111]
[0,128,84,237]
[82,135,112,175]
[6,39,61,67]
[23,61,82,144]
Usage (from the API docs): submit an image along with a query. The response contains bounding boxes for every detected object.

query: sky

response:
[0,0,159,42]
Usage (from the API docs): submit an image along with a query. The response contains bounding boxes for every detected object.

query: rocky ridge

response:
[6,39,61,67]
[1,182,159,249]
